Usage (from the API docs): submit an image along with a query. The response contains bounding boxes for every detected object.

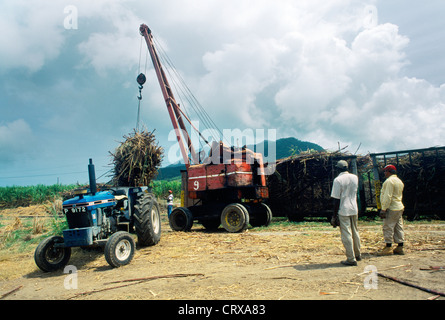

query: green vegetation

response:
[0,184,78,209]
[0,180,182,209]
[150,178,181,198]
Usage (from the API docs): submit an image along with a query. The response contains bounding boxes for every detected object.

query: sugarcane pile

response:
[109,129,164,187]
[266,151,368,221]
[377,148,445,218]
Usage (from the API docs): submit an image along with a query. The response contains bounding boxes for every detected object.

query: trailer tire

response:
[250,203,272,227]
[34,236,71,272]
[221,203,249,233]
[169,207,193,231]
[200,218,221,231]
[134,193,161,246]
[104,231,135,268]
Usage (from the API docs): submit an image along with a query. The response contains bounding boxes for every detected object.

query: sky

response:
[0,0,444,186]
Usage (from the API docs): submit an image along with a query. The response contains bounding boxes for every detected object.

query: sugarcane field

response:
[2,2,445,310]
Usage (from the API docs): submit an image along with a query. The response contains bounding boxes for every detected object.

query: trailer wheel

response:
[169,207,193,231]
[250,203,273,227]
[104,231,135,268]
[200,219,221,231]
[134,193,161,246]
[221,203,249,233]
[34,236,71,272]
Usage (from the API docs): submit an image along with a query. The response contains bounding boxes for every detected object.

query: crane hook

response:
[136,73,147,131]
[137,73,146,100]
[137,73,146,86]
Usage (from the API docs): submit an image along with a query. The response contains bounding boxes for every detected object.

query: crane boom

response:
[139,24,198,167]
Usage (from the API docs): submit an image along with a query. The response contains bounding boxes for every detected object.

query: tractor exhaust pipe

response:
[88,158,97,195]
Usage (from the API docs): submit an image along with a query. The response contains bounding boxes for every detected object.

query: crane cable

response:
[136,36,149,132]
[152,35,228,147]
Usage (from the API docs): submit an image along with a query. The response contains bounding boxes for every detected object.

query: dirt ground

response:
[1,205,445,302]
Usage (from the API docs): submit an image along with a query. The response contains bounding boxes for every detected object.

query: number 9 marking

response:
[193,180,199,190]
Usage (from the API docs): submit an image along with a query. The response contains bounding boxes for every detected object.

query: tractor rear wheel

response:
[221,203,249,233]
[104,231,135,268]
[169,207,193,231]
[34,236,71,272]
[133,193,161,246]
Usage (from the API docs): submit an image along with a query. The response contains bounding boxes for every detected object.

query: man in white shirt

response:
[378,165,405,256]
[331,160,361,266]
[167,190,174,217]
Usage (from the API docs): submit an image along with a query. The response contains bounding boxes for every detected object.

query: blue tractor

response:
[34,159,161,271]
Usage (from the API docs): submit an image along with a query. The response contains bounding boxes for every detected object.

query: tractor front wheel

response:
[104,231,135,268]
[34,236,71,272]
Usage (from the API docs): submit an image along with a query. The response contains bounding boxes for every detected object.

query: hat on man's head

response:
[383,165,397,173]
[336,160,348,170]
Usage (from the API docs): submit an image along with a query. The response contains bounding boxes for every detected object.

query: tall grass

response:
[0,180,181,209]
[0,207,68,254]
[0,184,78,208]
[150,179,181,198]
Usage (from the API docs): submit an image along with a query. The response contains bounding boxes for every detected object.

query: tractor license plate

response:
[63,206,87,214]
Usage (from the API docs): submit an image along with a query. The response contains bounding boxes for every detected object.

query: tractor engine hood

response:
[62,191,116,214]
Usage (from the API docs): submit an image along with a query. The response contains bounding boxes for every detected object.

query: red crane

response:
[139,24,272,232]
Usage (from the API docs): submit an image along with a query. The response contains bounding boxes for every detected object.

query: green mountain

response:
[155,137,324,180]
[249,137,324,160]
[155,162,186,181]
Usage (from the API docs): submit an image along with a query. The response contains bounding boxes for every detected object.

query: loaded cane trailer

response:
[266,152,367,222]
[370,146,445,220]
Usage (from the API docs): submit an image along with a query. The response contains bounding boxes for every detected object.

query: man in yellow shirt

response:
[379,165,405,255]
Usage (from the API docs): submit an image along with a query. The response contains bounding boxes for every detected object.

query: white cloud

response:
[0,0,66,73]
[199,35,284,128]
[143,1,444,154]
[0,119,35,163]
[76,4,141,76]
[359,77,445,150]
